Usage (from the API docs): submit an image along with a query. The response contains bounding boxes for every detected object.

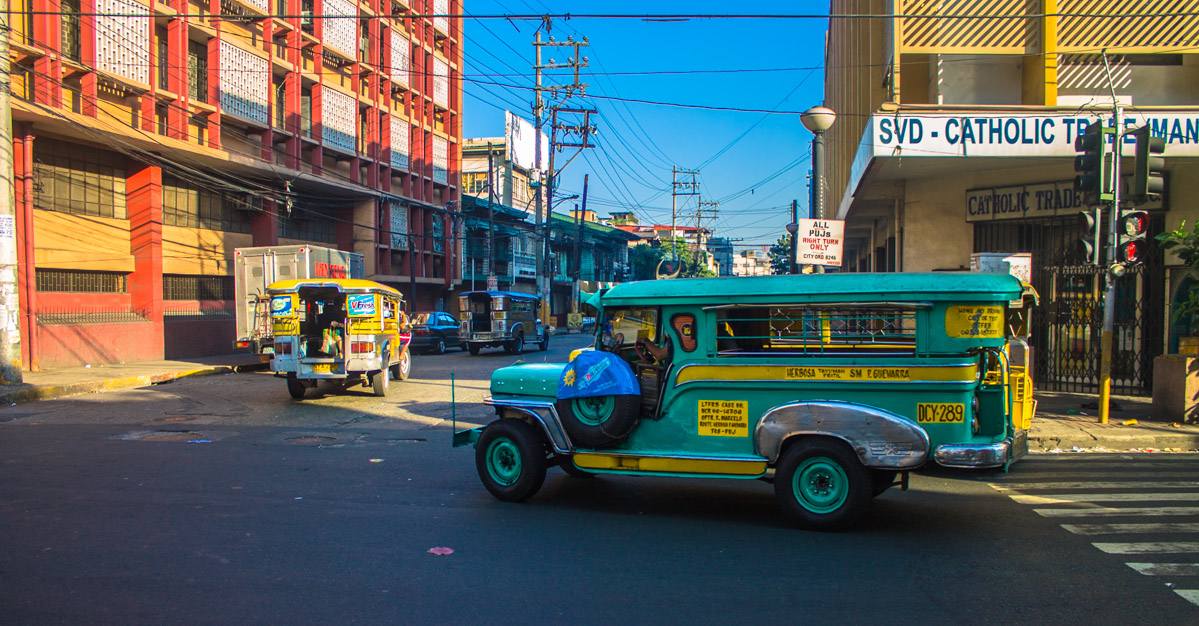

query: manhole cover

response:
[142,431,203,441]
[154,416,196,423]
[284,435,338,446]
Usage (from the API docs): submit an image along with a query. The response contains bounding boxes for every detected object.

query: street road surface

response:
[2,333,1197,625]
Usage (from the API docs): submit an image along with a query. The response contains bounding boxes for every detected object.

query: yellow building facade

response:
[826,0,1199,394]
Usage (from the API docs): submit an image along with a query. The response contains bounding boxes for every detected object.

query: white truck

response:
[233,245,365,354]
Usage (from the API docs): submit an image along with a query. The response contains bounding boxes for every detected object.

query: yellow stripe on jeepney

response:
[572,453,767,475]
[675,363,979,384]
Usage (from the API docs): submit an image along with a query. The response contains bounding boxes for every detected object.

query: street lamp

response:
[800,106,836,221]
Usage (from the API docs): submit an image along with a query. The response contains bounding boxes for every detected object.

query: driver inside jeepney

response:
[601,307,670,364]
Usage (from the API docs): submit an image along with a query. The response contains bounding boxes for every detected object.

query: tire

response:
[432,337,446,355]
[556,394,640,448]
[774,439,872,531]
[475,419,548,502]
[286,374,306,400]
[871,470,898,497]
[392,348,411,381]
[539,331,549,352]
[468,343,481,355]
[506,333,524,354]
[371,365,390,397]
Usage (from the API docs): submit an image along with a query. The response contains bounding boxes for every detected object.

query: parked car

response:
[411,311,464,354]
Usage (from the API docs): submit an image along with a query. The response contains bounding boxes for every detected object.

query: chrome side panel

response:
[483,396,573,453]
[754,401,930,469]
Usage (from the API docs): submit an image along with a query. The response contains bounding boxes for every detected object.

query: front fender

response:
[754,401,929,470]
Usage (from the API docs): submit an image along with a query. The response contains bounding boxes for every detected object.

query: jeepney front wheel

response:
[371,366,390,396]
[391,347,411,381]
[476,419,548,502]
[774,438,871,531]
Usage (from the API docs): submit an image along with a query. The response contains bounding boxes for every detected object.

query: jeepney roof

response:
[265,278,403,298]
[600,272,1023,306]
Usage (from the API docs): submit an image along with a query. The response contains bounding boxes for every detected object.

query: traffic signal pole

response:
[1097,104,1123,425]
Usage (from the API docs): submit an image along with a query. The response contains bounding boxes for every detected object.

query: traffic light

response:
[1078,208,1102,265]
[1074,122,1110,203]
[1132,125,1166,201]
[1115,209,1149,265]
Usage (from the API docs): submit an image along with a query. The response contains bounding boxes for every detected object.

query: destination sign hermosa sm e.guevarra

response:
[872,112,1199,157]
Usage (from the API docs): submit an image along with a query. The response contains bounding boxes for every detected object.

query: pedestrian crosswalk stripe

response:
[989,472,1199,481]
[1035,506,1199,517]
[1012,492,1199,504]
[1176,590,1199,606]
[995,481,1199,491]
[1063,523,1199,535]
[1094,542,1199,554]
[1128,563,1199,576]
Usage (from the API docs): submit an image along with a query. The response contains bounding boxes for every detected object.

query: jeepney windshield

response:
[600,307,660,349]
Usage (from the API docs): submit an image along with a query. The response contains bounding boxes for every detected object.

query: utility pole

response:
[0,0,23,384]
[532,21,589,322]
[670,168,699,260]
[1098,52,1123,425]
[486,142,496,279]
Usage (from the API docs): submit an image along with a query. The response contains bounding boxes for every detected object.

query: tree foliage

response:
[628,240,717,281]
[768,235,793,275]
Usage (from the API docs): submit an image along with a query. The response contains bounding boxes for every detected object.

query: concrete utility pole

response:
[670,168,699,260]
[0,0,23,384]
[532,20,589,321]
[486,142,496,279]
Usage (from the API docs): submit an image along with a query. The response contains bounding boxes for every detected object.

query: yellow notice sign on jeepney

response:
[698,400,749,437]
[945,305,1004,338]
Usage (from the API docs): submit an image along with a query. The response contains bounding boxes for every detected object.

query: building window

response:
[157,27,170,90]
[36,269,127,293]
[280,200,337,243]
[163,274,234,300]
[301,0,314,35]
[301,86,313,138]
[33,138,128,219]
[274,79,286,128]
[189,40,208,103]
[462,172,487,195]
[162,175,253,233]
[61,0,82,62]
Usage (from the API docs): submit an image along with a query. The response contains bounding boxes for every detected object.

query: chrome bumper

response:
[934,430,1028,468]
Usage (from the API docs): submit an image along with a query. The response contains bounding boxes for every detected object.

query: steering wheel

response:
[634,339,653,364]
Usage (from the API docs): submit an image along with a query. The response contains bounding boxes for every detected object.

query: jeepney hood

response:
[490,362,567,398]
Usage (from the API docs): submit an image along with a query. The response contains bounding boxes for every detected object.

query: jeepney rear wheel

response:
[506,333,525,354]
[392,348,411,381]
[775,438,871,531]
[476,419,548,502]
[557,394,640,448]
[468,343,481,355]
[371,365,390,396]
[286,374,306,400]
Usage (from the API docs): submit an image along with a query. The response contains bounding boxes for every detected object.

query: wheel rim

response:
[435,339,444,354]
[573,395,615,426]
[485,437,522,486]
[515,336,523,351]
[400,351,410,376]
[792,456,849,514]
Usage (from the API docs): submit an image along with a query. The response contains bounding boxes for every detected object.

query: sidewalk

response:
[0,354,269,406]
[1,356,1197,452]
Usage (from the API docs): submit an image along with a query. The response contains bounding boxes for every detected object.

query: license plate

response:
[917,403,965,424]
[312,363,333,373]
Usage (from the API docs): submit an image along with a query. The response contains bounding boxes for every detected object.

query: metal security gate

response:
[974,215,1164,395]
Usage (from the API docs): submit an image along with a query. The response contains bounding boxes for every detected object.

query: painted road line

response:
[1127,563,1199,576]
[993,481,1199,491]
[1063,523,1199,535]
[1176,590,1199,606]
[1035,506,1199,517]
[1094,542,1199,554]
[1012,493,1199,505]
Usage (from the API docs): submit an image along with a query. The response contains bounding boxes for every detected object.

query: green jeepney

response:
[454,273,1036,530]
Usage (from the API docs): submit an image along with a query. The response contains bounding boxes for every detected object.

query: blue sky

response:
[461,2,831,248]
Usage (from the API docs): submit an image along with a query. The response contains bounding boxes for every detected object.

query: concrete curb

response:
[0,362,269,407]
[1030,427,1199,452]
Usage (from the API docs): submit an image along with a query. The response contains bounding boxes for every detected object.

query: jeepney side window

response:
[714,306,916,356]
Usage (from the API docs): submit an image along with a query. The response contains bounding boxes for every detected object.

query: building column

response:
[252,199,280,246]
[14,124,38,370]
[127,163,166,358]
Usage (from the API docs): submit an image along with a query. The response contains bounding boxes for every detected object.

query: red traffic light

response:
[1118,241,1142,264]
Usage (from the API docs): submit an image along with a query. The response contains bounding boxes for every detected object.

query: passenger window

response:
[714,306,916,357]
